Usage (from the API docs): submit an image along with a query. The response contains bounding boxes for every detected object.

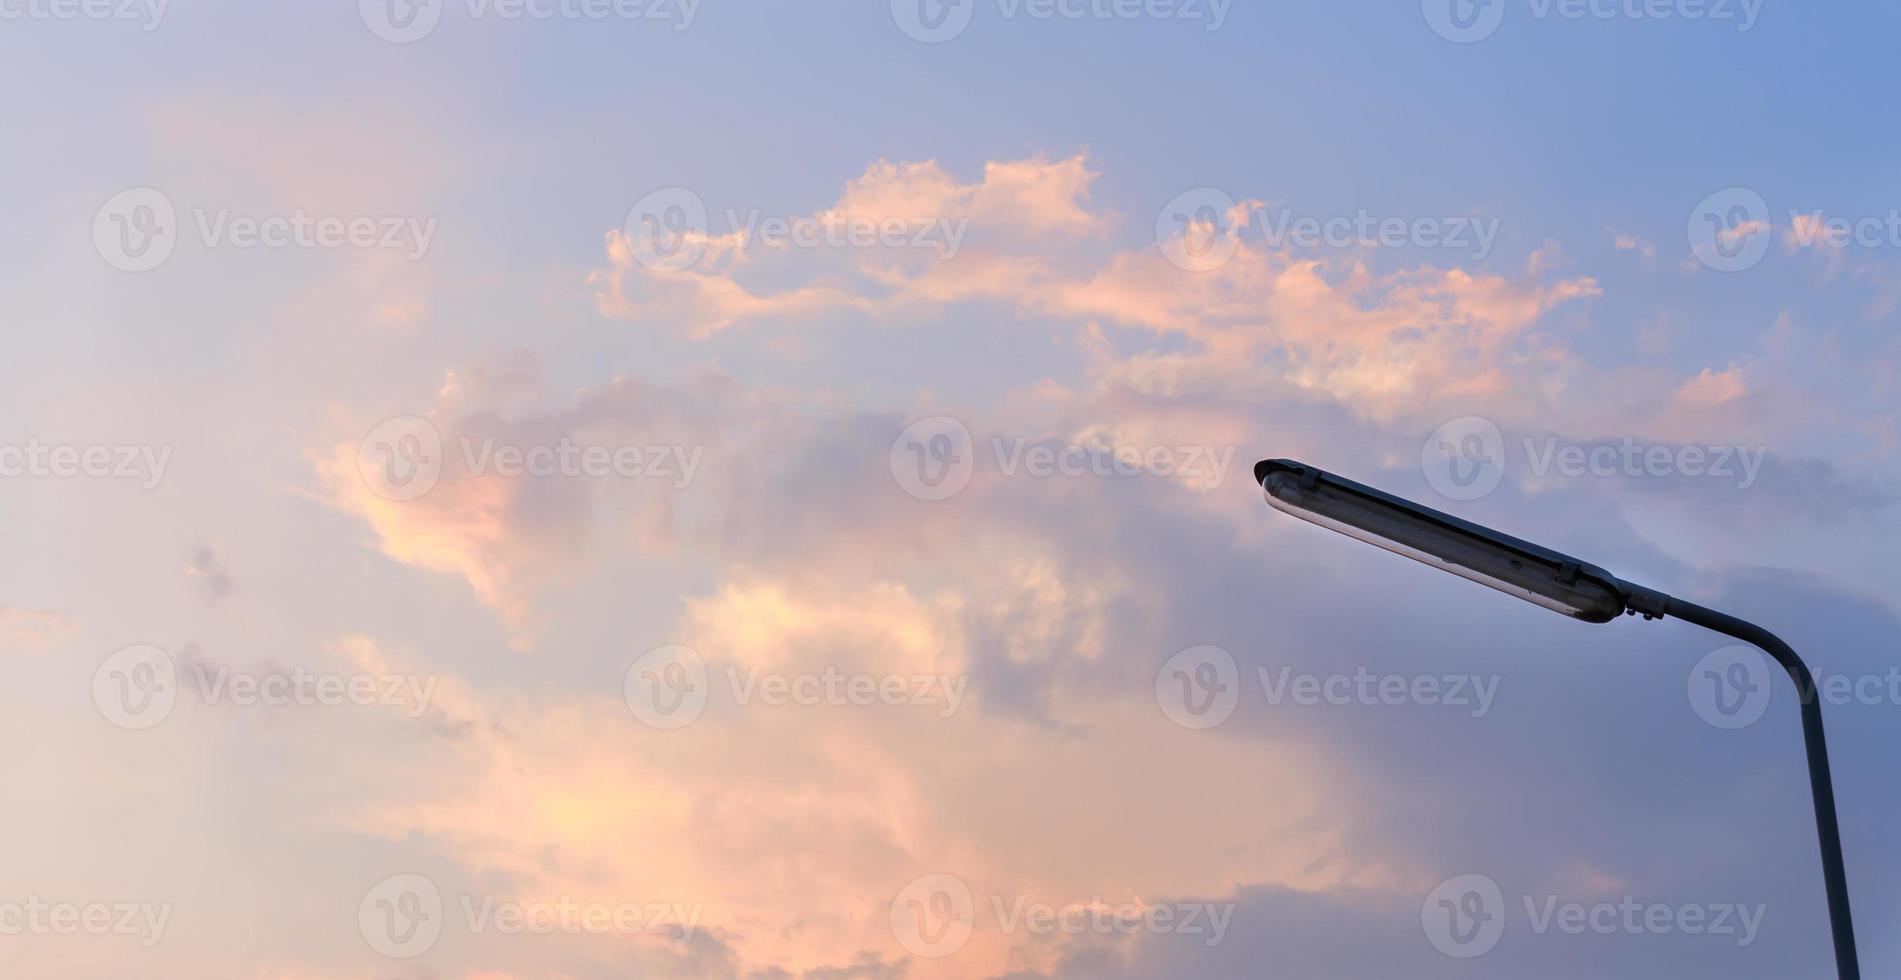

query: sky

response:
[2,1,1900,977]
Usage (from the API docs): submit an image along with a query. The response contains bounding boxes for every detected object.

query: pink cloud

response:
[0,606,73,650]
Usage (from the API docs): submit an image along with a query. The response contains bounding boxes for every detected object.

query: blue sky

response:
[2,2,1899,977]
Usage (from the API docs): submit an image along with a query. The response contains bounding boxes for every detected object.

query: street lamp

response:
[1256,458,1861,980]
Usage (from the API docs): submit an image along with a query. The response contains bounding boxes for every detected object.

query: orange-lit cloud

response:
[0,606,73,650]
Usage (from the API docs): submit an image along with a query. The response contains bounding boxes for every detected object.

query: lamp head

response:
[1255,459,1629,623]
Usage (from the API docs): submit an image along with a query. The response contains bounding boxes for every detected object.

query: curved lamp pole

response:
[1255,459,1860,980]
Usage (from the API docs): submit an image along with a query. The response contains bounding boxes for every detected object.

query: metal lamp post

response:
[1255,458,1860,980]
